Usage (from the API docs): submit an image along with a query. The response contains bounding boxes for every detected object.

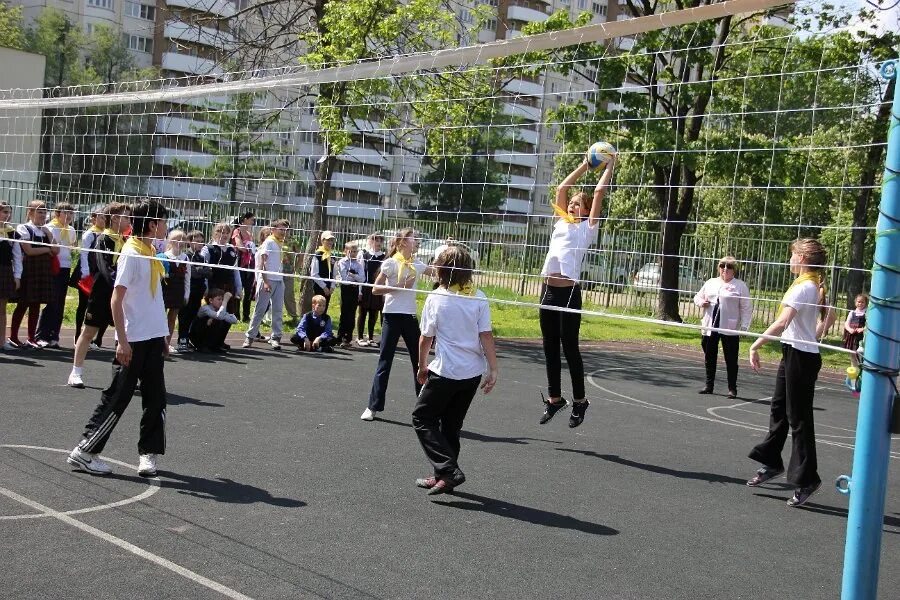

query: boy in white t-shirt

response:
[67,200,171,478]
[244,219,289,350]
[412,245,498,495]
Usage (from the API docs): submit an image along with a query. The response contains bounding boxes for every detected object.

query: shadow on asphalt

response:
[108,471,305,507]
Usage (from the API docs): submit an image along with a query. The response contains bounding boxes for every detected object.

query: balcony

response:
[504,78,544,97]
[501,197,532,214]
[501,102,541,122]
[155,115,218,137]
[507,5,550,23]
[284,199,383,220]
[512,128,539,145]
[493,149,538,169]
[330,171,390,195]
[154,147,215,169]
[147,178,225,202]
[505,29,523,39]
[164,21,233,48]
[161,52,223,77]
[165,0,235,18]
[343,145,389,168]
[505,174,536,191]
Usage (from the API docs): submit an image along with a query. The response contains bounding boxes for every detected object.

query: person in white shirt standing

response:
[413,245,498,495]
[746,238,836,508]
[538,154,615,429]
[67,200,171,478]
[693,256,753,399]
[336,241,365,348]
[244,219,289,350]
[35,202,76,348]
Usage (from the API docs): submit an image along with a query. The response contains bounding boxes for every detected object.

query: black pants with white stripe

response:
[412,374,481,477]
[79,337,167,456]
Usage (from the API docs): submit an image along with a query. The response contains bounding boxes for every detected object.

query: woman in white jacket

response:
[693,256,752,398]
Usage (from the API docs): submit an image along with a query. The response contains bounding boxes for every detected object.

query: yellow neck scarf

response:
[449,282,476,296]
[392,252,415,282]
[89,225,103,234]
[267,235,284,249]
[553,203,577,224]
[49,218,73,246]
[102,228,125,265]
[124,236,164,298]
[316,245,331,262]
[780,272,822,316]
[0,223,13,236]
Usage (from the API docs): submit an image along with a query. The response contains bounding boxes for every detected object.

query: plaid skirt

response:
[163,270,187,310]
[0,262,15,300]
[17,254,52,304]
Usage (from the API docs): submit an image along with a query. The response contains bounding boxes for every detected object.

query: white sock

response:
[71,366,83,376]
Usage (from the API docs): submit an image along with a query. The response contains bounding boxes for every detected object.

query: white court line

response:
[0,445,160,521]
[0,453,253,600]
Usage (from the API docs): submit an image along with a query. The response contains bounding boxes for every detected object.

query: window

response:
[125,2,155,20]
[273,181,290,196]
[485,18,497,31]
[246,179,258,192]
[295,181,313,197]
[87,0,114,9]
[123,34,153,53]
[578,0,587,8]
[592,2,607,15]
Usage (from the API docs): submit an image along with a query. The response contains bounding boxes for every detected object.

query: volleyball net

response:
[0,0,893,351]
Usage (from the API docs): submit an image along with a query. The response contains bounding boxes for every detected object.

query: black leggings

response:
[539,284,584,400]
[357,295,382,340]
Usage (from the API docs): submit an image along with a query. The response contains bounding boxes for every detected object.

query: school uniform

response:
[74,228,104,342]
[749,280,823,488]
[233,229,255,321]
[291,311,337,350]
[178,250,210,343]
[336,255,365,343]
[36,221,76,344]
[83,233,123,329]
[412,287,492,480]
[161,251,190,310]
[366,256,426,412]
[201,243,243,316]
[77,241,169,457]
[842,309,866,350]
[0,227,16,300]
[539,217,597,400]
[310,250,337,310]
[693,276,753,393]
[189,302,237,351]
[14,223,53,305]
[357,248,385,340]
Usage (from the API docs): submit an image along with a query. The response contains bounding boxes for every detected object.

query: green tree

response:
[0,2,25,50]
[411,156,505,222]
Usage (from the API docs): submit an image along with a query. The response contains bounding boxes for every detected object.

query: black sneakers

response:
[427,471,465,496]
[787,481,821,507]
[746,466,785,487]
[569,400,589,428]
[540,394,568,424]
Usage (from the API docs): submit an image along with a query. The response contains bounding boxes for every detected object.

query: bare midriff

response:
[544,274,577,287]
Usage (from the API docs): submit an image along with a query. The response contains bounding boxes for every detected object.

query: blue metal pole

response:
[838,60,900,600]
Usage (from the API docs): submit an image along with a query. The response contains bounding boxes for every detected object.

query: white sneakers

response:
[357,338,368,347]
[268,338,282,350]
[360,408,376,421]
[242,339,253,349]
[67,372,85,389]
[66,447,112,475]
[89,342,101,351]
[138,454,158,477]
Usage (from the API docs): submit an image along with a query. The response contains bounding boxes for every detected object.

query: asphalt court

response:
[1,339,899,599]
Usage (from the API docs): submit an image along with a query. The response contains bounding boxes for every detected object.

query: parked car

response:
[415,239,479,267]
[632,262,703,297]
[581,251,629,291]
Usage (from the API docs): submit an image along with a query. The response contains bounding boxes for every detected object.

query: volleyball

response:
[587,142,616,170]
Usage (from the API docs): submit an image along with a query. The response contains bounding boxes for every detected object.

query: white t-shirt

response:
[540,218,598,280]
[46,223,75,268]
[257,238,282,282]
[420,288,492,380]
[114,248,169,342]
[380,256,426,314]
[781,281,821,354]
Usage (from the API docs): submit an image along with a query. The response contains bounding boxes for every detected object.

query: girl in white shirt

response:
[538,154,615,428]
[746,238,836,508]
[361,228,434,421]
[693,255,753,398]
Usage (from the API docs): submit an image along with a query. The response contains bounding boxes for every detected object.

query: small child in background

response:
[201,222,243,316]
[412,244,498,495]
[311,230,337,310]
[843,293,868,369]
[178,230,209,350]
[159,229,191,353]
[291,295,337,352]
[189,288,237,353]
[336,242,364,349]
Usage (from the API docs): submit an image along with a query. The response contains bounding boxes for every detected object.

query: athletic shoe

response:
[168,344,180,354]
[268,338,282,350]
[242,339,253,349]
[698,387,713,394]
[416,476,438,489]
[539,394,567,424]
[219,343,231,351]
[746,466,785,487]
[369,338,379,347]
[176,340,191,353]
[357,338,368,347]
[36,340,50,348]
[22,340,40,350]
[427,471,465,496]
[787,481,821,507]
[67,372,85,389]
[360,408,376,421]
[47,341,60,349]
[727,389,738,399]
[138,454,158,477]
[89,342,101,351]
[2,340,18,351]
[569,400,589,428]
[255,333,267,342]
[66,447,112,475]
[340,341,352,350]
